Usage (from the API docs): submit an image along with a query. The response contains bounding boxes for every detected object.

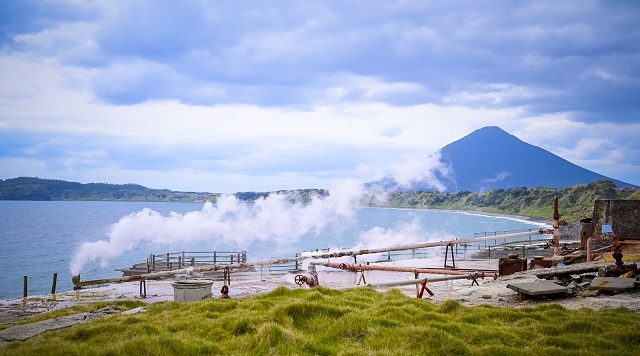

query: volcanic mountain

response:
[370,126,635,192]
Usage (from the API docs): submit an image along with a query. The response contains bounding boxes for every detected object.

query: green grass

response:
[2,287,639,355]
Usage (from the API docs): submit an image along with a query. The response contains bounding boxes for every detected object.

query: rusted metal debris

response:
[529,256,553,270]
[498,254,527,276]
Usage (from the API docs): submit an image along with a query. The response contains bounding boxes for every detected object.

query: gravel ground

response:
[2,257,638,328]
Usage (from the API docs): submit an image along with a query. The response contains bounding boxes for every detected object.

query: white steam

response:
[389,151,454,192]
[70,180,363,275]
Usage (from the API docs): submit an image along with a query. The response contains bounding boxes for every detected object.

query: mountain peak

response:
[369,126,635,192]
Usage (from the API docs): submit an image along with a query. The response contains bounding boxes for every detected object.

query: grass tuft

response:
[438,299,463,313]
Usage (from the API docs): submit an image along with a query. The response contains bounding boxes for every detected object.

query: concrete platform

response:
[506,280,569,298]
[589,277,637,291]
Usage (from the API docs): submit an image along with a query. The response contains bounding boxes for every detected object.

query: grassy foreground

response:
[2,287,639,355]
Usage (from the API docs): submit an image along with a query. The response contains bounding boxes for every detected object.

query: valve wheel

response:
[294,275,307,285]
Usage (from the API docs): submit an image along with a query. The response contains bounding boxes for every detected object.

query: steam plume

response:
[70,180,363,275]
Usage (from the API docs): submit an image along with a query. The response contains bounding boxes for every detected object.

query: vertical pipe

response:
[23,276,28,298]
[51,272,58,295]
[553,196,560,256]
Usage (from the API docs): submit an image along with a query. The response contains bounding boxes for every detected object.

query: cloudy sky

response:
[1,0,639,193]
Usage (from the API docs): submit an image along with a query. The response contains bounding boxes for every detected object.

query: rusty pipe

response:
[324,262,498,278]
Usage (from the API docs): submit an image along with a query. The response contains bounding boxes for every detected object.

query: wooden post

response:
[181,251,185,267]
[23,276,28,298]
[51,273,58,295]
[213,251,217,264]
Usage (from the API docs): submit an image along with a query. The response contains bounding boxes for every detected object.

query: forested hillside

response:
[2,177,637,221]
[0,177,215,202]
[367,180,638,222]
[0,177,326,203]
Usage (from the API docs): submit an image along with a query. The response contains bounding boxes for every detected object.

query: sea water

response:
[0,200,546,300]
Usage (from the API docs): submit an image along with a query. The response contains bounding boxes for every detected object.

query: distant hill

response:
[0,177,214,202]
[369,126,636,192]
[0,177,326,203]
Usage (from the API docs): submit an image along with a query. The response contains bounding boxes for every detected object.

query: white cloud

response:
[1,1,639,190]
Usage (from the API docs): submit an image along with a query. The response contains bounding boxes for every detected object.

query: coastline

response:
[374,205,554,226]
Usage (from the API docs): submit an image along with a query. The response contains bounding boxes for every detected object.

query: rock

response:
[578,282,591,289]
[122,307,147,315]
[582,289,600,298]
[481,295,492,299]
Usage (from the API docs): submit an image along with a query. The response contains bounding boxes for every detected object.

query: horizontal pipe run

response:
[307,229,552,259]
[74,229,549,288]
[323,262,498,278]
[337,275,472,290]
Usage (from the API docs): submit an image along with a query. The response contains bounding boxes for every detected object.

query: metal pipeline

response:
[72,256,306,288]
[306,229,552,260]
[324,262,498,278]
[73,229,550,288]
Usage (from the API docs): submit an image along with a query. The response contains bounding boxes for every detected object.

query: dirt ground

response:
[2,257,639,327]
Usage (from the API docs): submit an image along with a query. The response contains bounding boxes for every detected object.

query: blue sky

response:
[1,0,639,193]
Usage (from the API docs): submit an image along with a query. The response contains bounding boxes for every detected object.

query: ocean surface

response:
[0,200,547,300]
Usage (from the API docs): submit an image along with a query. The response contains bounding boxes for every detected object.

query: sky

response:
[1,0,639,193]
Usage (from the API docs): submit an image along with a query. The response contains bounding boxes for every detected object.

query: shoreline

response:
[371,205,554,226]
